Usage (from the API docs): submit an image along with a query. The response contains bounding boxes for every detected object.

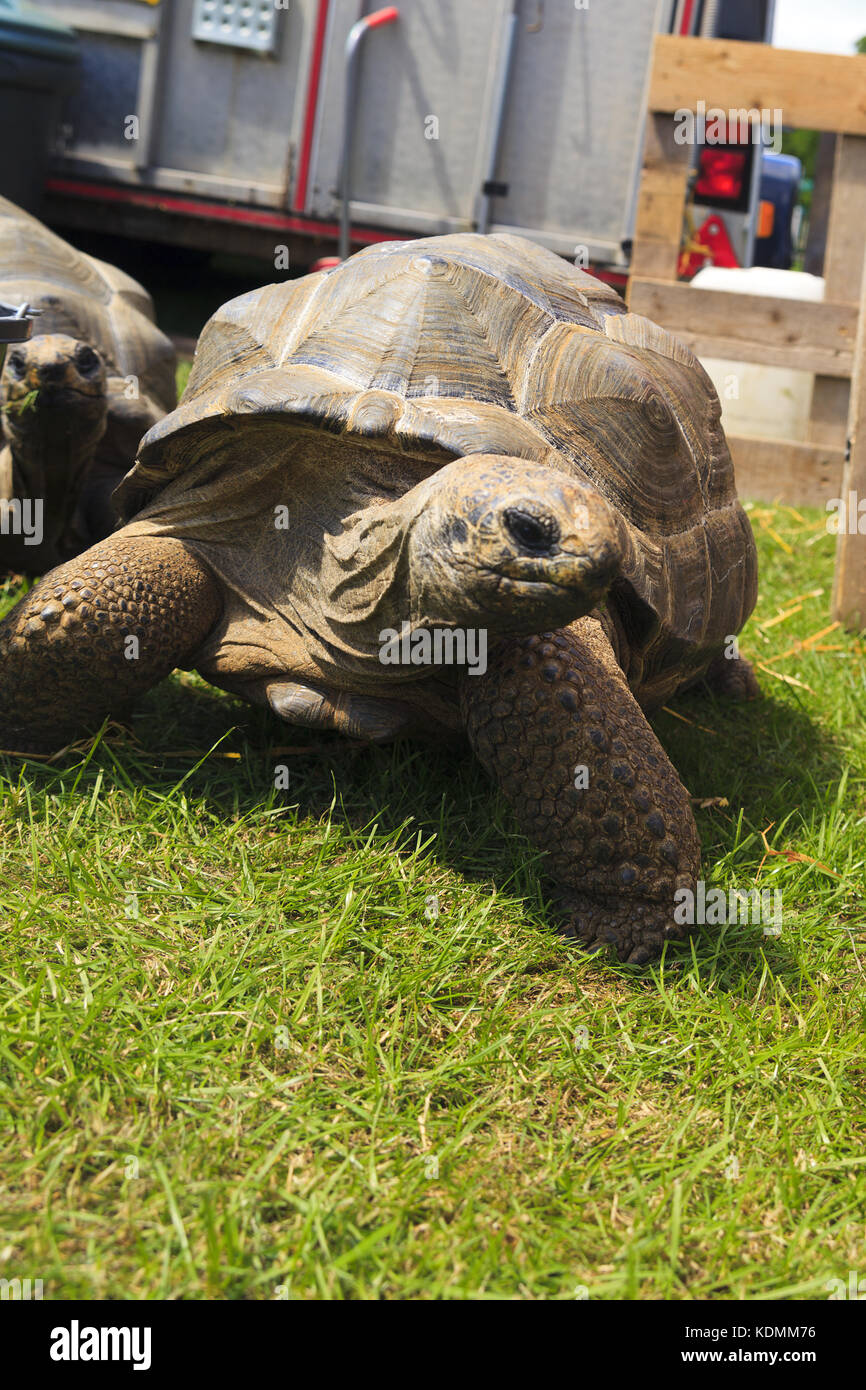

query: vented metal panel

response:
[191,0,279,54]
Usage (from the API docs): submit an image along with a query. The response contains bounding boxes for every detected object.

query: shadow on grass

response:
[4,669,845,993]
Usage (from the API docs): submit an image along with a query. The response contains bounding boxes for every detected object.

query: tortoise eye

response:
[6,351,25,377]
[76,345,100,373]
[503,508,559,553]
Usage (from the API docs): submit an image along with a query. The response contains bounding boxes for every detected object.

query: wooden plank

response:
[832,242,866,627]
[648,36,866,136]
[628,279,856,377]
[823,136,866,293]
[809,136,866,445]
[803,133,837,276]
[808,379,851,446]
[685,335,847,376]
[729,436,845,506]
[628,113,691,283]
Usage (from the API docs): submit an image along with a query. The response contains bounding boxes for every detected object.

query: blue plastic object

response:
[755,153,803,270]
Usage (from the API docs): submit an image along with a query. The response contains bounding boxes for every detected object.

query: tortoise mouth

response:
[32,382,104,398]
[480,543,621,591]
[5,384,107,417]
[474,553,621,627]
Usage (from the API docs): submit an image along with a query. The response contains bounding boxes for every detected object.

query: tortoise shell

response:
[117,232,757,699]
[0,195,176,413]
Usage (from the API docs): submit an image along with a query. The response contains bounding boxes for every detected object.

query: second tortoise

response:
[0,195,176,570]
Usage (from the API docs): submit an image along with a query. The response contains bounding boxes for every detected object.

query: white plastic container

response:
[692,266,825,442]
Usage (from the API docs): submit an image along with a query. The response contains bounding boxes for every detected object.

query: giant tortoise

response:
[0,195,176,571]
[0,232,758,962]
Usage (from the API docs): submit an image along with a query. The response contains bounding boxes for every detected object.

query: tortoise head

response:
[407,454,624,634]
[2,333,109,455]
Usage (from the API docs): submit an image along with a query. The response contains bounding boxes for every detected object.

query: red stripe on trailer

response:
[44,178,628,285]
[43,178,402,246]
[293,0,330,213]
[679,0,695,35]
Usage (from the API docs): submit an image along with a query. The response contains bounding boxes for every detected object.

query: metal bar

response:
[698,0,719,36]
[0,302,38,338]
[294,0,332,212]
[0,303,36,374]
[338,7,400,261]
[476,0,520,236]
[135,1,167,174]
[742,135,763,267]
[740,0,778,266]
[623,0,674,253]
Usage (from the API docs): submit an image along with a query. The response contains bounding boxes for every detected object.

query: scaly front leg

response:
[0,535,221,753]
[459,616,700,963]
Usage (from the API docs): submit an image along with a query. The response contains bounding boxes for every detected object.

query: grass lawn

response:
[1,487,864,1301]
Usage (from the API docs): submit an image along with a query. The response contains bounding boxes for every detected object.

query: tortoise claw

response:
[554,888,689,964]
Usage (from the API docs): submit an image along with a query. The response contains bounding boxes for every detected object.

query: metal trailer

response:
[20,0,673,275]
[23,0,771,275]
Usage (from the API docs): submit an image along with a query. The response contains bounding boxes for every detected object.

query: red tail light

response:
[694,148,748,203]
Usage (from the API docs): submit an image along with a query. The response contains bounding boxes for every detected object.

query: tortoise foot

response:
[0,535,221,752]
[702,652,760,701]
[460,616,703,965]
[554,887,689,964]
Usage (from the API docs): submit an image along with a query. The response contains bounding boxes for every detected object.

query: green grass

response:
[1,499,864,1301]
[175,357,193,399]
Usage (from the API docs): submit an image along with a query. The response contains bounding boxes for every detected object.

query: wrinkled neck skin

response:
[7,436,95,555]
[3,412,106,557]
[318,470,441,666]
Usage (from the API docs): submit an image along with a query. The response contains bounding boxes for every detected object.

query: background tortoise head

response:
[405,454,624,633]
[2,333,109,456]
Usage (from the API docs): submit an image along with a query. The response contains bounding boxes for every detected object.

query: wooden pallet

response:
[627,35,866,625]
